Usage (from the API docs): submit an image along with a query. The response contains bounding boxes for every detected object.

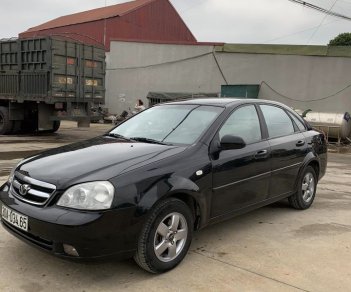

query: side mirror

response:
[220,135,246,150]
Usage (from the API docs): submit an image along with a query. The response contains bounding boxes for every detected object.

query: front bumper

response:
[0,183,140,260]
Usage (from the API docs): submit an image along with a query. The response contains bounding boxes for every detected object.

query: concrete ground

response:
[0,121,350,292]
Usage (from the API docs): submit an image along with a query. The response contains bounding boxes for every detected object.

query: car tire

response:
[134,198,193,273]
[0,106,13,135]
[289,166,317,210]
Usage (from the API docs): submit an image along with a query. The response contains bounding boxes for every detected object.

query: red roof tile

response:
[25,0,155,32]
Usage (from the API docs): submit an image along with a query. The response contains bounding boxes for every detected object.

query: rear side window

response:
[260,105,294,138]
[289,112,306,131]
[219,105,262,144]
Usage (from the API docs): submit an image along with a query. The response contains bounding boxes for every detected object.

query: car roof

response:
[163,98,289,108]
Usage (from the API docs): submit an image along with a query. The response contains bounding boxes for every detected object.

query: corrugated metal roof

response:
[24,0,156,32]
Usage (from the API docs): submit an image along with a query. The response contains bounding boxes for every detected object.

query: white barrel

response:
[304,112,351,139]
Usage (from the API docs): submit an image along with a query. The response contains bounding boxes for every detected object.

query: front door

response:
[211,104,271,218]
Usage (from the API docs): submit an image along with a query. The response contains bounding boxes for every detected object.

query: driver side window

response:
[219,105,262,144]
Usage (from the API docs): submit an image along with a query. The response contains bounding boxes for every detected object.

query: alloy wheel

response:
[153,212,188,262]
[302,172,315,203]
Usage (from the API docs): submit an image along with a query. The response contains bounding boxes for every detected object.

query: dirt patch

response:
[0,139,32,144]
[318,189,351,198]
[0,169,11,177]
[216,252,229,257]
[20,282,44,292]
[328,145,351,154]
[294,223,351,237]
[314,200,351,210]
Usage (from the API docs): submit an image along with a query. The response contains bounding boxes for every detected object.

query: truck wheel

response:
[51,121,61,133]
[0,106,13,135]
[134,198,193,273]
[43,121,61,133]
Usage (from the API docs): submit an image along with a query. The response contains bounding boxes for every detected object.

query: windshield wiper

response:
[104,133,131,141]
[130,137,171,145]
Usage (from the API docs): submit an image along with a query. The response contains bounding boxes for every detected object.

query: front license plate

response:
[1,204,28,232]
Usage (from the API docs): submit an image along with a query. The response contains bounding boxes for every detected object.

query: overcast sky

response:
[1,0,350,45]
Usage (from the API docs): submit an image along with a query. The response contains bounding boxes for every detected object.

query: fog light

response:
[63,244,79,257]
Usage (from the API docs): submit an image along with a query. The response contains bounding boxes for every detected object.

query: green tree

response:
[328,33,351,46]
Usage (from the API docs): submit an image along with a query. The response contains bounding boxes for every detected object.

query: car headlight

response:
[57,181,115,210]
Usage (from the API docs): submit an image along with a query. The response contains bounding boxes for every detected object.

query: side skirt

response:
[206,191,293,227]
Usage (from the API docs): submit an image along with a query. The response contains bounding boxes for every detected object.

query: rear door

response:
[211,104,271,217]
[259,104,307,197]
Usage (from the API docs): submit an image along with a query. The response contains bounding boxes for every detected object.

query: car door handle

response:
[296,140,305,147]
[255,149,268,159]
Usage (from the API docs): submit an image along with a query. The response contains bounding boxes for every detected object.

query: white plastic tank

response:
[304,112,351,139]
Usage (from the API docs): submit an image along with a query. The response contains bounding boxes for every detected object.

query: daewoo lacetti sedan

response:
[0,99,327,273]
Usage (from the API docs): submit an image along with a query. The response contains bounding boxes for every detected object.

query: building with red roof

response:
[19,0,197,50]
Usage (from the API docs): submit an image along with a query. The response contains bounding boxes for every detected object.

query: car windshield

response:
[109,105,223,145]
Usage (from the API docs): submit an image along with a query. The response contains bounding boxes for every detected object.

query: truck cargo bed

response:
[0,37,105,103]
[0,37,106,134]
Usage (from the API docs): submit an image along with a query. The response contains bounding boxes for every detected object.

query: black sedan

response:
[0,98,327,273]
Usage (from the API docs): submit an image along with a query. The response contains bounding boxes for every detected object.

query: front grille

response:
[10,172,56,206]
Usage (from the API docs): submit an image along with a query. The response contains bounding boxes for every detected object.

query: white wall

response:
[217,52,351,113]
[105,41,222,114]
[105,41,351,114]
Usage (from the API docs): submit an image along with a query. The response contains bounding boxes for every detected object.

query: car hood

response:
[17,136,186,188]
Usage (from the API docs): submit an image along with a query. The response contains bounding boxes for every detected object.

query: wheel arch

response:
[294,154,321,191]
[308,160,320,180]
[165,192,202,231]
[136,175,208,231]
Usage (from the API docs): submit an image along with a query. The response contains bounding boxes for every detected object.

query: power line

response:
[307,0,338,44]
[106,51,213,70]
[264,18,341,43]
[212,48,228,85]
[288,0,351,21]
[105,48,229,86]
[260,81,351,102]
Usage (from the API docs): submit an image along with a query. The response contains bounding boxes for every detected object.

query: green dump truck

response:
[0,37,105,134]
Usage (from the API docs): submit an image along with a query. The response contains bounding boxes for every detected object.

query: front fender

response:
[136,174,210,229]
